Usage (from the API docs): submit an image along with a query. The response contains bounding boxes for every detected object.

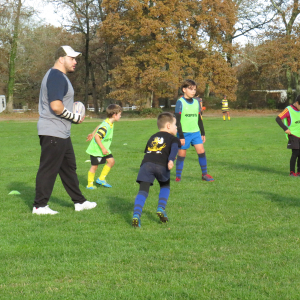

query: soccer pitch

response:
[1,116,300,299]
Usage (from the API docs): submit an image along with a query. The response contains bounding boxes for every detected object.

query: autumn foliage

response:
[4,0,300,110]
[101,0,237,106]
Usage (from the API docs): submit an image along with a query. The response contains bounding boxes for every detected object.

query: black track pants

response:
[33,136,86,208]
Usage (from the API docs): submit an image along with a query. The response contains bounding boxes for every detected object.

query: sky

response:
[25,0,63,27]
[25,0,248,45]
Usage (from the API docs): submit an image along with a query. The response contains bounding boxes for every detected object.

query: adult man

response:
[33,45,97,215]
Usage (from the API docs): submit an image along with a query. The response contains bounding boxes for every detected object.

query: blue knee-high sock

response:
[133,191,148,217]
[198,152,207,175]
[176,156,185,178]
[157,186,170,210]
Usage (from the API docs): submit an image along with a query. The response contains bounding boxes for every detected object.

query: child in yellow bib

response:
[86,104,122,188]
[221,96,231,121]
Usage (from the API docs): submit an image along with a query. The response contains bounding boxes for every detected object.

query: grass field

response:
[1,115,300,299]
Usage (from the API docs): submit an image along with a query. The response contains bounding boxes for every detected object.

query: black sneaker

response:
[156,208,168,223]
[132,214,141,228]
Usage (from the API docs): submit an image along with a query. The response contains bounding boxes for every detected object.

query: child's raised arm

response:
[86,124,100,141]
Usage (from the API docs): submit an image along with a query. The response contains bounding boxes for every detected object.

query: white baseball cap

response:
[60,45,82,58]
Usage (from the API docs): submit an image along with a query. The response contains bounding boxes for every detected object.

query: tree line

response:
[1,0,300,112]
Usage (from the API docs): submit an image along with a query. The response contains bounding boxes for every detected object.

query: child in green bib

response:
[276,96,300,176]
[175,79,214,182]
[86,104,122,188]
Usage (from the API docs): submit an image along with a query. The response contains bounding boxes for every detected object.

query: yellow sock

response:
[88,171,95,187]
[223,115,225,120]
[228,116,231,120]
[99,165,111,181]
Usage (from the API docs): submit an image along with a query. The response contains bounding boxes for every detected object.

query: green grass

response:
[1,116,300,299]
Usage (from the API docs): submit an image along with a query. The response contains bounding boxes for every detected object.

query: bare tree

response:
[6,0,22,112]
[269,0,300,102]
[225,0,276,66]
[50,0,99,109]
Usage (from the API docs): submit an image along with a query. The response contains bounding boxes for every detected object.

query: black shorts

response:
[136,162,170,186]
[90,154,113,165]
[287,135,300,149]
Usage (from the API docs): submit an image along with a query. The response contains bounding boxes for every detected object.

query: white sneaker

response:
[74,201,97,211]
[32,205,59,215]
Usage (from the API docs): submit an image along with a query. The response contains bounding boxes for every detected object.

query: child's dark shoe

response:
[202,174,214,181]
[156,208,168,223]
[290,171,297,177]
[132,214,141,228]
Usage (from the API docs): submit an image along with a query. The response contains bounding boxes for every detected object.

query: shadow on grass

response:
[106,195,134,226]
[77,174,88,189]
[213,161,286,176]
[8,181,74,212]
[255,191,300,207]
[77,171,141,189]
[106,195,162,226]
[143,208,161,224]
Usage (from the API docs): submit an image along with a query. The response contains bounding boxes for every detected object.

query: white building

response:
[0,95,6,113]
